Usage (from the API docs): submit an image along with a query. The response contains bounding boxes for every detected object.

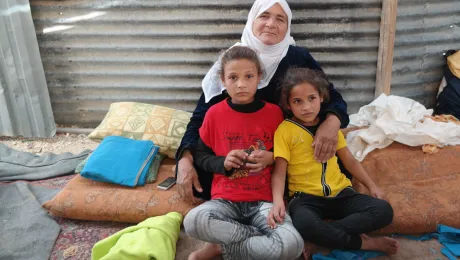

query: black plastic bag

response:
[435,50,460,119]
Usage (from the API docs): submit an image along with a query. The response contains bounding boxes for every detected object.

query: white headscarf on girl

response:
[202,0,295,103]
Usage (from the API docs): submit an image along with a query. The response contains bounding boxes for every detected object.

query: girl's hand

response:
[246,150,274,172]
[369,186,385,199]
[224,150,248,171]
[267,202,286,229]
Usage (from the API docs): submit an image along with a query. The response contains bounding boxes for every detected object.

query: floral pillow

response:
[43,159,196,223]
[88,102,192,158]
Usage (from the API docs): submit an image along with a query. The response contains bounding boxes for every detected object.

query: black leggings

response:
[288,188,393,250]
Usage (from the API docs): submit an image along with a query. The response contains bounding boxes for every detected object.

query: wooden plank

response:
[375,0,398,97]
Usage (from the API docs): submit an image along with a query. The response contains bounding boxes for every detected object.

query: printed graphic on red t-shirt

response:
[228,139,267,180]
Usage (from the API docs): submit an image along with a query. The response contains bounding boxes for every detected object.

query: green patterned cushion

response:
[88,102,192,158]
[75,156,88,174]
[145,153,166,183]
[75,153,165,183]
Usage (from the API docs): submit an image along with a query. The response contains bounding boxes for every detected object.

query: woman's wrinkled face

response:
[252,3,288,45]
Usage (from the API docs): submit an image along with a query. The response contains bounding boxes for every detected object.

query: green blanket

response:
[92,212,183,260]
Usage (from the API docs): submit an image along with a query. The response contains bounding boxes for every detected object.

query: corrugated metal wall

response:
[30,0,382,127]
[392,0,460,108]
[0,0,55,138]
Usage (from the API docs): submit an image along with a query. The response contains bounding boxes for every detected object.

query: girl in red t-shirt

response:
[183,46,303,260]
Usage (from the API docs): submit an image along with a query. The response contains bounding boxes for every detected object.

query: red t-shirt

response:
[199,99,284,202]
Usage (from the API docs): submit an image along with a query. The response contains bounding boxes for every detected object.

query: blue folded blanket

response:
[81,136,158,187]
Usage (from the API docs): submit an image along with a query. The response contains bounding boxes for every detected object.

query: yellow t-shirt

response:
[274,119,352,197]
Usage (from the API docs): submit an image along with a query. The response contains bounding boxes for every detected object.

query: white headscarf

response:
[202,0,295,103]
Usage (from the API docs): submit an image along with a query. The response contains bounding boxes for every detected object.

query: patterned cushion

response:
[43,159,197,223]
[146,153,166,183]
[352,142,460,234]
[75,153,166,183]
[88,102,192,158]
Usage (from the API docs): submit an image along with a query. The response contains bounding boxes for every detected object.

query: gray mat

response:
[0,182,60,260]
[0,143,90,181]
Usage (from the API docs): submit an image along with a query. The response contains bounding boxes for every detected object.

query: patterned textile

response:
[31,175,129,260]
[146,153,166,183]
[88,102,192,158]
[42,159,196,223]
[352,142,460,234]
[51,217,129,260]
[74,157,87,174]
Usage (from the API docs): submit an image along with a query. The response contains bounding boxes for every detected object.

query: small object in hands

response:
[157,177,176,190]
[422,144,440,154]
[227,140,266,180]
[256,139,267,150]
[244,145,256,158]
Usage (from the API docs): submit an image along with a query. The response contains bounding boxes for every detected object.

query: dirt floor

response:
[0,133,449,260]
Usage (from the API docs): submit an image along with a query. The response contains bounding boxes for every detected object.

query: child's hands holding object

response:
[224,150,248,171]
[246,150,274,172]
[225,140,271,180]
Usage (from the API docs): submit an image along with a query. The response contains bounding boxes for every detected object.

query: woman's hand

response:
[313,114,341,163]
[246,150,274,172]
[176,151,202,204]
[224,150,248,171]
[267,201,286,229]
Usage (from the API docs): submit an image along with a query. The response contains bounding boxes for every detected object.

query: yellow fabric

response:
[88,102,192,158]
[274,120,351,197]
[91,212,183,260]
[447,50,460,78]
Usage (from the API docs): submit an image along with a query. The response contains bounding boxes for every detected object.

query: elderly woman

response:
[179,0,350,259]
[177,0,349,203]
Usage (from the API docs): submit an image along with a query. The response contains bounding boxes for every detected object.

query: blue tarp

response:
[312,224,460,260]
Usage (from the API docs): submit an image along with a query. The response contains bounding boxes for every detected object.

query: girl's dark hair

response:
[279,68,330,112]
[219,46,264,78]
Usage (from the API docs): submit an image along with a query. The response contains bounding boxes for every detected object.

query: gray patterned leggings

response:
[184,199,303,260]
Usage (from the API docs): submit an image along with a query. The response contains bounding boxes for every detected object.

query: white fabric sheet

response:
[347,94,460,161]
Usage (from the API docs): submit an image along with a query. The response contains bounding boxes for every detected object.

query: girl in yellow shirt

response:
[268,68,400,259]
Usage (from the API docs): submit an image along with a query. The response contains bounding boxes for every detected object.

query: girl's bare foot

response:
[302,242,318,260]
[188,243,222,260]
[360,234,400,255]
